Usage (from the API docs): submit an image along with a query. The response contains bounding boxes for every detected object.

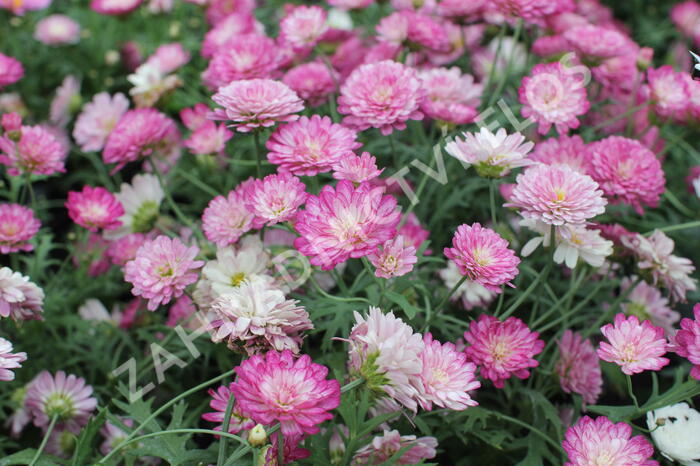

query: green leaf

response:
[385,290,421,319]
[0,449,67,466]
[71,409,107,466]
[586,404,638,421]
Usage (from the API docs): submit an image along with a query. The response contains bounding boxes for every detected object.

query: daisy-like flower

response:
[202,383,256,434]
[200,12,261,58]
[294,180,401,270]
[586,136,665,214]
[73,92,129,152]
[283,62,337,107]
[368,235,417,279]
[417,333,480,411]
[646,66,690,120]
[507,164,607,226]
[144,42,189,75]
[621,277,679,337]
[0,337,27,381]
[352,430,437,465]
[444,223,520,291]
[103,108,180,172]
[0,53,24,88]
[555,330,602,405]
[210,276,313,354]
[127,63,182,108]
[647,403,700,465]
[124,235,204,311]
[25,371,98,434]
[279,5,328,50]
[90,0,143,15]
[563,416,657,466]
[66,186,124,232]
[34,14,81,46]
[111,174,164,237]
[0,125,67,175]
[446,127,533,178]
[438,261,497,310]
[419,67,483,126]
[675,304,700,380]
[464,315,544,388]
[347,307,424,411]
[563,25,633,61]
[0,267,44,321]
[530,135,591,174]
[519,62,590,135]
[210,79,304,133]
[266,115,361,176]
[201,188,254,247]
[597,313,669,375]
[98,417,135,456]
[338,60,425,135]
[231,349,341,437]
[243,172,307,228]
[50,75,81,127]
[202,34,279,90]
[183,121,232,156]
[332,152,384,184]
[0,203,40,253]
[621,230,697,302]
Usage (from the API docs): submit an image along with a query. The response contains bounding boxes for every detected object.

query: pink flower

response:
[0,53,24,88]
[530,134,591,174]
[124,235,204,311]
[419,67,482,126]
[352,429,437,465]
[399,212,430,254]
[0,0,52,15]
[73,92,129,152]
[107,233,147,266]
[332,151,384,184]
[0,125,67,175]
[0,337,26,381]
[90,0,143,15]
[597,313,669,375]
[231,349,341,437]
[464,315,544,388]
[202,383,255,434]
[491,0,573,25]
[338,60,425,135]
[98,418,134,456]
[444,223,520,291]
[144,42,190,74]
[621,277,679,337]
[184,121,233,156]
[675,304,700,380]
[327,0,373,9]
[507,164,607,225]
[202,34,279,89]
[417,333,480,411]
[283,62,337,107]
[294,181,400,270]
[555,330,602,405]
[66,186,124,232]
[210,79,304,133]
[266,115,361,176]
[563,416,657,466]
[279,5,328,49]
[0,204,40,253]
[519,62,590,135]
[205,0,256,25]
[646,66,689,120]
[202,189,254,247]
[368,235,417,279]
[201,13,261,58]
[586,136,665,214]
[0,267,44,321]
[34,14,81,45]
[563,25,633,61]
[446,127,533,178]
[243,172,307,227]
[180,103,209,131]
[102,108,180,172]
[25,370,98,434]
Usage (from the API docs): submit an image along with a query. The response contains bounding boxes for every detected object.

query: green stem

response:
[497,261,552,319]
[25,173,36,212]
[489,180,498,226]
[309,274,371,304]
[29,415,58,466]
[217,390,237,465]
[646,220,700,235]
[627,375,639,409]
[277,429,284,466]
[489,410,564,454]
[582,277,642,339]
[434,275,468,313]
[388,132,399,168]
[341,378,364,394]
[252,131,263,178]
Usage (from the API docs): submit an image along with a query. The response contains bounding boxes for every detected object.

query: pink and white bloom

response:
[231,349,341,437]
[352,429,437,465]
[124,235,204,311]
[0,337,26,381]
[243,172,307,227]
[0,204,40,253]
[438,262,497,310]
[90,0,143,15]
[597,313,670,375]
[202,188,254,247]
[0,267,44,321]
[144,42,190,74]
[556,330,602,405]
[34,14,81,46]
[279,5,328,49]
[646,66,690,120]
[419,67,482,126]
[446,127,533,178]
[50,76,81,127]
[368,235,417,279]
[112,173,164,237]
[0,125,67,175]
[0,0,52,16]
[66,186,124,232]
[621,277,680,337]
[201,12,261,58]
[563,25,633,61]
[202,383,255,434]
[283,62,337,107]
[0,53,23,88]
[338,60,425,135]
[73,92,129,152]
[464,315,544,388]
[127,63,182,108]
[530,134,590,174]
[675,304,700,380]
[202,34,279,89]
[184,121,232,156]
[563,416,657,466]
[332,151,384,184]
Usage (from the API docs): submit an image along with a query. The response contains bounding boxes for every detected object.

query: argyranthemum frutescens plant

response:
[1,0,700,464]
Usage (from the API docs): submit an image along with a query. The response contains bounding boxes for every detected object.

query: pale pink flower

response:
[98,418,136,456]
[25,370,98,434]
[124,235,204,311]
[231,349,341,437]
[507,164,607,225]
[202,189,254,247]
[563,25,633,61]
[210,79,304,133]
[368,235,416,279]
[202,383,255,434]
[66,186,124,232]
[338,60,425,135]
[646,66,690,120]
[437,0,486,17]
[34,14,81,45]
[464,315,544,388]
[0,125,67,175]
[184,121,233,156]
[417,333,480,411]
[243,172,307,228]
[446,127,533,178]
[675,304,700,380]
[621,277,679,337]
[404,11,450,52]
[348,307,424,411]
[283,62,337,107]
[201,13,261,58]
[555,330,602,405]
[73,92,129,152]
[376,11,409,44]
[180,103,209,131]
[90,0,143,15]
[519,62,590,135]
[0,53,23,88]
[266,115,361,176]
[2,112,21,134]
[671,1,700,40]
[0,0,52,15]
[563,416,657,466]
[202,34,279,89]
[419,67,482,126]
[0,337,26,381]
[490,0,573,25]
[587,136,665,214]
[49,76,80,127]
[327,0,373,9]
[144,43,190,74]
[210,276,313,354]
[205,0,256,25]
[0,204,40,253]
[399,212,430,254]
[530,134,591,174]
[0,267,44,321]
[294,181,400,270]
[352,429,437,465]
[597,313,670,375]
[444,223,520,291]
[279,5,328,49]
[332,151,384,184]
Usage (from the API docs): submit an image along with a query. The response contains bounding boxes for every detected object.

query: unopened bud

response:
[248,423,267,447]
[1,112,22,141]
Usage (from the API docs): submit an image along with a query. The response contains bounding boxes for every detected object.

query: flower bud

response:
[248,423,267,447]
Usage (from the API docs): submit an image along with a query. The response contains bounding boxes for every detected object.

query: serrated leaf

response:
[385,290,421,319]
[71,409,107,466]
[0,449,67,466]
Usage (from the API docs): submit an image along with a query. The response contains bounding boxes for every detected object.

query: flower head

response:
[419,67,482,126]
[438,261,497,310]
[283,62,337,107]
[279,5,328,49]
[530,134,590,174]
[0,203,40,253]
[202,383,255,434]
[0,53,24,88]
[66,186,124,232]
[675,304,700,380]
[563,25,633,61]
[0,125,67,175]
[243,172,307,228]
[555,330,602,405]
[332,151,384,184]
[202,188,254,247]
[446,127,533,178]
[352,429,437,465]
[34,14,81,46]
[597,313,669,375]
[0,337,27,381]
[0,267,44,321]
[647,403,700,465]
[368,235,417,279]
[202,34,279,89]
[647,66,689,120]
[621,277,679,337]
[111,174,163,237]
[90,0,143,15]
[73,92,129,152]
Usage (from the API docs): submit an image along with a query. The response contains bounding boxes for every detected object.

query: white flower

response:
[647,403,700,465]
[78,299,122,325]
[127,63,181,107]
[327,8,353,30]
[445,127,533,177]
[438,261,496,310]
[108,174,164,238]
